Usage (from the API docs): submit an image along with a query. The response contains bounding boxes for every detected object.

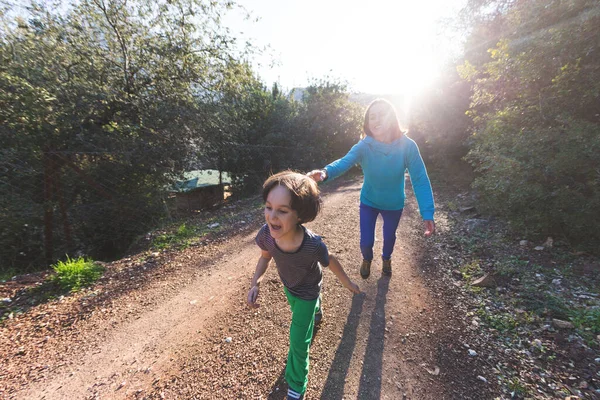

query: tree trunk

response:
[43,151,55,266]
[54,168,73,250]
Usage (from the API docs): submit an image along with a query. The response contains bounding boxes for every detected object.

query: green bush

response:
[461,1,600,252]
[50,256,104,292]
[468,115,600,249]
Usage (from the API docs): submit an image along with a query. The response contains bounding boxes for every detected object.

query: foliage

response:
[569,307,600,339]
[216,78,364,197]
[495,256,529,277]
[152,223,197,250]
[0,0,254,270]
[460,260,483,280]
[150,222,223,251]
[0,0,364,274]
[50,256,104,291]
[460,0,600,250]
[0,268,18,282]
[518,290,571,320]
[295,79,365,170]
[206,73,285,197]
[409,65,473,168]
[507,377,530,397]
[477,306,520,332]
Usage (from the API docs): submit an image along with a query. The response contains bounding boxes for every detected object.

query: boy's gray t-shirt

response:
[255,224,330,300]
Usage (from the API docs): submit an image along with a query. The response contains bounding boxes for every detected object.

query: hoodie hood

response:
[363,135,404,155]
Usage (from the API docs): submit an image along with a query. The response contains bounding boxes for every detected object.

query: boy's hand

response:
[346,281,361,295]
[424,220,436,237]
[247,285,260,308]
[306,169,326,182]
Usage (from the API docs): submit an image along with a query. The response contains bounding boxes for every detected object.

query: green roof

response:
[171,170,231,192]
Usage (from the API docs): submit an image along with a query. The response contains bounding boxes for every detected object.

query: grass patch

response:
[495,256,529,277]
[152,218,229,251]
[518,290,570,320]
[50,256,104,292]
[0,267,18,282]
[569,307,600,342]
[152,223,200,250]
[507,377,529,397]
[477,306,520,332]
[469,286,484,294]
[460,260,482,281]
[447,200,459,212]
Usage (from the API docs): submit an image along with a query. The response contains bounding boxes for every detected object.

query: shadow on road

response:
[321,291,367,399]
[267,365,288,400]
[357,276,390,400]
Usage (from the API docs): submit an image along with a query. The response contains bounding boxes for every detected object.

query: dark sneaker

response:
[382,259,392,276]
[314,308,323,325]
[360,259,372,279]
[287,388,304,399]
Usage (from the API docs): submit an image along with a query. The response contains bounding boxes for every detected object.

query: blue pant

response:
[359,202,403,261]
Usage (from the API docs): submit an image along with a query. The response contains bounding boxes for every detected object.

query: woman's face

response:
[367,103,395,142]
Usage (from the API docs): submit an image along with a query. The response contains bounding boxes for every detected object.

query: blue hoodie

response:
[324,135,435,220]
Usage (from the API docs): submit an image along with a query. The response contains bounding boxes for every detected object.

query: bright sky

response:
[224,0,466,96]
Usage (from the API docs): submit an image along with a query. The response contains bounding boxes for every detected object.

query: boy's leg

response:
[284,288,319,398]
[380,208,403,260]
[359,202,379,261]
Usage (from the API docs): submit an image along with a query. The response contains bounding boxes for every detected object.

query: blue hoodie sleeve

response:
[405,139,435,220]
[323,141,364,180]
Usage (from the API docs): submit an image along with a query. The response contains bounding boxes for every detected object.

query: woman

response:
[307,99,435,278]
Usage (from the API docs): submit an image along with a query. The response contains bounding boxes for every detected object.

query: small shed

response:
[170,170,231,212]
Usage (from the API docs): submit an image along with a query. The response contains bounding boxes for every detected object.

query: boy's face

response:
[264,185,301,241]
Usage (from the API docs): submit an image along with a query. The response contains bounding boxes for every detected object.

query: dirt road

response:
[1,177,494,399]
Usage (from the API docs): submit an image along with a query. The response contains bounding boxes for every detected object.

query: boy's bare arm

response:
[248,250,272,308]
[328,255,361,294]
[251,250,272,287]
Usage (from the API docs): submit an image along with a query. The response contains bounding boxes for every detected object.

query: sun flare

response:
[345,1,441,96]
[225,0,456,99]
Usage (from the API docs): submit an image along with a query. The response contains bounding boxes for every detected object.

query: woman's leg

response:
[380,208,403,260]
[359,202,379,261]
[284,288,319,398]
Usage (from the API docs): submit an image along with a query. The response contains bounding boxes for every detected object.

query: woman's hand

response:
[247,285,260,308]
[306,169,326,182]
[424,220,436,237]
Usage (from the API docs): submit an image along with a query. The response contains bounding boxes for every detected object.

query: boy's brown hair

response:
[262,170,322,223]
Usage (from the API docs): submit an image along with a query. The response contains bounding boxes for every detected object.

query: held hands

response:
[424,220,436,237]
[247,285,260,308]
[306,169,326,182]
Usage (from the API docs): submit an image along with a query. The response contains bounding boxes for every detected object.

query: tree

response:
[295,79,364,171]
[212,78,364,198]
[409,65,473,170]
[0,0,252,270]
[460,0,600,250]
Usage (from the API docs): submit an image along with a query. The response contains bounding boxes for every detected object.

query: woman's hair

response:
[262,170,322,223]
[362,98,404,140]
